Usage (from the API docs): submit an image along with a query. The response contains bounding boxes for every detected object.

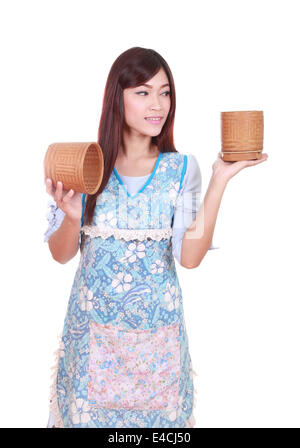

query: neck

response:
[120,130,157,161]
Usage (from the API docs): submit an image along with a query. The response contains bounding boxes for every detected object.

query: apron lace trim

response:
[81,225,173,241]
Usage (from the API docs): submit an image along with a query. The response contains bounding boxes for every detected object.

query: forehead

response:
[145,68,169,85]
[125,68,169,91]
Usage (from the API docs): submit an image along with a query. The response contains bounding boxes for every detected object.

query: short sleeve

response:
[44,197,83,248]
[44,198,66,243]
[171,154,219,265]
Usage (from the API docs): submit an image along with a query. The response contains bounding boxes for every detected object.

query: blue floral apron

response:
[49,151,197,428]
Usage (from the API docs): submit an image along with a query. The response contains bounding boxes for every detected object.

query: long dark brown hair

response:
[84,46,178,225]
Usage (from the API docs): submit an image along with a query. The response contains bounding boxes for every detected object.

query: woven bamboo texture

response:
[221,111,264,161]
[44,142,104,194]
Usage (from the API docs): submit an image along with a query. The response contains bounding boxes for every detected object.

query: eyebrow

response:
[138,83,170,89]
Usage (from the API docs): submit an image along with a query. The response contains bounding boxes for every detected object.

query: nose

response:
[149,93,164,110]
[150,102,162,111]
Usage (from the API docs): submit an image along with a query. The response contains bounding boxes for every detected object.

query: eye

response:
[136,91,171,96]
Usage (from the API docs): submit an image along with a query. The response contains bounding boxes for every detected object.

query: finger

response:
[253,154,268,163]
[54,180,63,203]
[45,178,54,196]
[62,189,74,203]
[245,158,267,167]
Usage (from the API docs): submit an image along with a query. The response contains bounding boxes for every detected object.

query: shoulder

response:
[163,151,200,168]
[179,153,202,193]
[161,151,188,176]
[186,153,201,178]
[161,152,201,191]
[161,151,185,163]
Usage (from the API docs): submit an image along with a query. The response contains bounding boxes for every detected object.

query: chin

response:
[150,131,161,137]
[142,127,162,137]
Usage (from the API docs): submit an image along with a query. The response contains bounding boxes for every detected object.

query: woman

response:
[44,47,268,428]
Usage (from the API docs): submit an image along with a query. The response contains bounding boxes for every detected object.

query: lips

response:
[145,117,163,125]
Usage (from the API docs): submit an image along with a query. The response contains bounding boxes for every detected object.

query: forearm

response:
[48,215,81,264]
[181,175,227,268]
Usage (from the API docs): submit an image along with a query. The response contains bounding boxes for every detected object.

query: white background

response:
[0,0,299,428]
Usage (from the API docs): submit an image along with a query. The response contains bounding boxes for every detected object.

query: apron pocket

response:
[88,321,180,410]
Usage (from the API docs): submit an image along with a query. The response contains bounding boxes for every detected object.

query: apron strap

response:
[81,194,86,227]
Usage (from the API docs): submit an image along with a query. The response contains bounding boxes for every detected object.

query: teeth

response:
[146,118,161,121]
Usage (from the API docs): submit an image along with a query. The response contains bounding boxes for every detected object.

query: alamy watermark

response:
[95,186,205,240]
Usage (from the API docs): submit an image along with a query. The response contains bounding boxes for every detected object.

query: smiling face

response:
[122,67,171,138]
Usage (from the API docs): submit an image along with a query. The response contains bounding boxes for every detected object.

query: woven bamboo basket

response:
[221,111,264,161]
[44,142,104,194]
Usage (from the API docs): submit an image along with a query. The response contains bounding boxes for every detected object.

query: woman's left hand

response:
[212,152,269,184]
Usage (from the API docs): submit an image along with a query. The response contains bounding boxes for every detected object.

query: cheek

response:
[124,98,144,122]
[165,98,171,112]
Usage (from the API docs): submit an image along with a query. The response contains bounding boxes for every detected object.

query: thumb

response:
[62,189,74,202]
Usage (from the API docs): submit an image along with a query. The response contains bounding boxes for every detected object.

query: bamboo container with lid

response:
[221,111,264,161]
[44,142,104,194]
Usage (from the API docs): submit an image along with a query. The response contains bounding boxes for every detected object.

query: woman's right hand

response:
[45,178,83,223]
